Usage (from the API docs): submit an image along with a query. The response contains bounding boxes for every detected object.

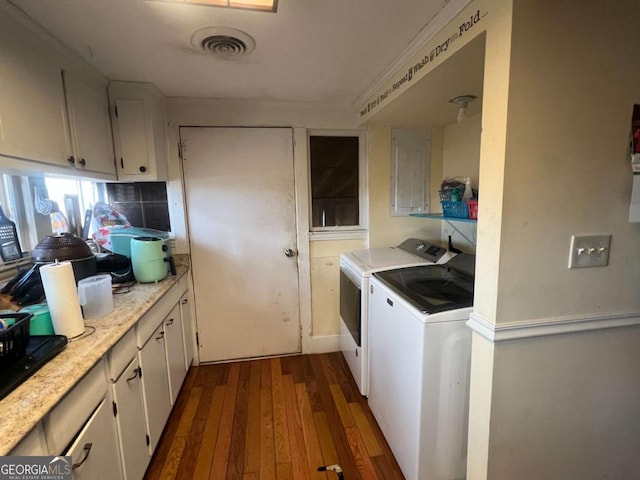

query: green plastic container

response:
[19,304,54,336]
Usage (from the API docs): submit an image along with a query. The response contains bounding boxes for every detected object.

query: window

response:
[0,174,107,264]
[106,182,171,231]
[309,131,366,232]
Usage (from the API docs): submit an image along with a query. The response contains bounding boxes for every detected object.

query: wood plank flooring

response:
[144,353,405,480]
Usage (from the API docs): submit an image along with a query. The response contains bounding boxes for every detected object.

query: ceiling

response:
[9,0,466,106]
[363,32,485,129]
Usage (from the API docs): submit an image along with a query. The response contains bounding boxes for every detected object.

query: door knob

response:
[284,248,297,258]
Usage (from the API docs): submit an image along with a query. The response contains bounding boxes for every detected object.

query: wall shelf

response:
[409,213,477,223]
[410,213,477,247]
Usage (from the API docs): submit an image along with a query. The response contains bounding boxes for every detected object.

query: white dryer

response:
[339,238,454,396]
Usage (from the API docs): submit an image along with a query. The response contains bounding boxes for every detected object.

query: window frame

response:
[307,129,367,239]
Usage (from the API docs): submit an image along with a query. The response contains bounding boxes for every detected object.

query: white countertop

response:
[0,266,188,455]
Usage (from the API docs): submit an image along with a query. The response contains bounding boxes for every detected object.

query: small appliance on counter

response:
[131,236,176,283]
[96,252,134,283]
[0,233,97,307]
[107,226,172,258]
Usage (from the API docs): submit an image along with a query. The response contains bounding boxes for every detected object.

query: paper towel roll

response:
[40,261,85,338]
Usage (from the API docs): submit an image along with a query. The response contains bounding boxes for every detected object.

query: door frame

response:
[177,126,314,361]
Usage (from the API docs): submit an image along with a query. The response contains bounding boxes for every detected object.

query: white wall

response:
[368,125,443,248]
[468,0,640,478]
[441,113,482,253]
[495,0,640,323]
[486,325,640,479]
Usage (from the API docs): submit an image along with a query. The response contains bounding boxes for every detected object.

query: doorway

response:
[180,127,301,362]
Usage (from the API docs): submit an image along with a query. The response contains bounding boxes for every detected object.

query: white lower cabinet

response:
[112,357,150,480]
[138,322,172,453]
[65,399,123,480]
[164,304,186,405]
[9,423,48,456]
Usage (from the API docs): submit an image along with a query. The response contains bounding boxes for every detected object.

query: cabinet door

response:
[108,81,168,181]
[180,292,195,370]
[138,323,171,453]
[0,15,69,166]
[65,71,115,175]
[163,304,186,405]
[65,399,123,480]
[112,357,150,480]
[113,98,151,176]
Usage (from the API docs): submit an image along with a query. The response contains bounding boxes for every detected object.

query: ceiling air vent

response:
[191,27,255,59]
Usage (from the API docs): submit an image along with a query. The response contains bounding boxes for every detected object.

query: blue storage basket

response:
[441,201,469,218]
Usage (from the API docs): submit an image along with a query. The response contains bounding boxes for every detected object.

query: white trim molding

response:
[355,0,473,108]
[467,311,640,342]
[302,333,340,354]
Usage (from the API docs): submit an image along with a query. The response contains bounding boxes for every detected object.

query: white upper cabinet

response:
[109,81,169,181]
[0,3,116,179]
[0,12,69,167]
[64,71,116,175]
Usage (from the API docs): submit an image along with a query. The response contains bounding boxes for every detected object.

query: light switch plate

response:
[568,234,611,268]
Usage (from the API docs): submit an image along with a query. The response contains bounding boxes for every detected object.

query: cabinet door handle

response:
[156,330,165,340]
[181,298,188,305]
[120,157,124,168]
[67,155,75,165]
[72,443,93,469]
[166,318,174,326]
[78,158,86,167]
[126,367,142,382]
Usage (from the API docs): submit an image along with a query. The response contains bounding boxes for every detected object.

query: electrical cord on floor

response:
[317,464,344,479]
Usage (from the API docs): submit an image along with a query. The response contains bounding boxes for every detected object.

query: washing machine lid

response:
[340,238,450,277]
[373,259,474,314]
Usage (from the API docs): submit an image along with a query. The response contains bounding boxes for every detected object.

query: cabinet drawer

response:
[108,328,137,381]
[65,399,122,480]
[136,282,178,347]
[45,360,108,455]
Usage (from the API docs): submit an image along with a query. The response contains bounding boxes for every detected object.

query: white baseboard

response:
[302,333,341,354]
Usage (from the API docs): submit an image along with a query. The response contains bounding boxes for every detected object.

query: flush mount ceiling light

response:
[449,95,477,123]
[151,0,277,12]
[191,27,256,59]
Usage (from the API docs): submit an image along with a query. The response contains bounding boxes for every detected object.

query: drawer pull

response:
[126,367,142,382]
[72,443,93,469]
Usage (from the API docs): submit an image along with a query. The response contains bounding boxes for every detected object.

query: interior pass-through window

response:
[309,132,365,230]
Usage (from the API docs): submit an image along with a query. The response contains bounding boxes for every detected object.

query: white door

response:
[181,127,301,362]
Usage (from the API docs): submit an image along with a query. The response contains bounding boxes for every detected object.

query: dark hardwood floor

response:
[144,353,405,480]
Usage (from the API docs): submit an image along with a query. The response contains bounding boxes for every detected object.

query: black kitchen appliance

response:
[0,335,68,400]
[96,252,135,283]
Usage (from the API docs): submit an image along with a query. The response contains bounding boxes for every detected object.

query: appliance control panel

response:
[397,238,447,263]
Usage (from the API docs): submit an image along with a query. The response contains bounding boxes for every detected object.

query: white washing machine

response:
[367,254,475,480]
[339,238,454,396]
